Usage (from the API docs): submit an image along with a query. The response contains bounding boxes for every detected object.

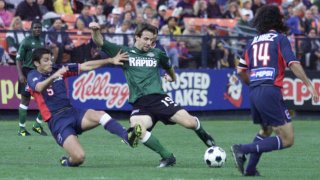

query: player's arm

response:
[237,57,250,85]
[89,22,104,47]
[164,67,176,82]
[237,69,250,85]
[289,63,319,102]
[80,50,128,71]
[34,66,68,92]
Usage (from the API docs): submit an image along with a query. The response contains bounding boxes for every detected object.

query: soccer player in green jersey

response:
[16,19,47,136]
[90,22,215,167]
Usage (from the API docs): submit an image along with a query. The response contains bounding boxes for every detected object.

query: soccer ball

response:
[204,146,226,168]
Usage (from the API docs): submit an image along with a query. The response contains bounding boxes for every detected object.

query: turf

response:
[0,120,319,180]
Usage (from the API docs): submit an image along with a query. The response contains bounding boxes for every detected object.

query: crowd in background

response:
[1,0,320,70]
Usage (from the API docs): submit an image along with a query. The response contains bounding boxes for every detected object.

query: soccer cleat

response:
[32,125,48,136]
[231,144,246,175]
[203,133,215,147]
[244,170,261,176]
[60,156,70,167]
[195,129,216,147]
[158,155,176,168]
[18,129,31,136]
[126,124,142,148]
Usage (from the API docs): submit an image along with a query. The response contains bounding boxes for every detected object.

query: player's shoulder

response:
[28,69,41,77]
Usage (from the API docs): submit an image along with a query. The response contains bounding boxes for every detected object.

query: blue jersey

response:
[27,63,81,121]
[238,31,300,88]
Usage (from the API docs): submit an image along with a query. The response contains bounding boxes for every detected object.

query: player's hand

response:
[308,85,319,103]
[110,50,129,65]
[52,66,68,79]
[89,22,100,31]
[163,73,173,82]
[18,74,26,84]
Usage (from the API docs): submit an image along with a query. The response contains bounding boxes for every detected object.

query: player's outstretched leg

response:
[231,144,246,175]
[32,113,48,136]
[194,117,215,147]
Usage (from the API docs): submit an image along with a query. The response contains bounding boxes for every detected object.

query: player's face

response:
[32,23,42,37]
[135,31,156,52]
[35,53,53,74]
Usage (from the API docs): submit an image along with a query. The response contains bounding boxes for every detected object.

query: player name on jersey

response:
[251,33,278,45]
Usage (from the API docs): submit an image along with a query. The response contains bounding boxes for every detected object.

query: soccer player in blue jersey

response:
[231,5,319,176]
[27,48,142,167]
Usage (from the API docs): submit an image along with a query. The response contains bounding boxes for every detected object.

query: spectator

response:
[300,28,320,70]
[103,23,117,44]
[194,0,208,18]
[207,0,222,18]
[223,2,241,19]
[46,18,75,63]
[54,0,73,14]
[182,23,202,68]
[0,0,12,28]
[6,16,28,60]
[37,0,49,15]
[159,24,179,68]
[5,0,23,10]
[236,11,255,35]
[103,0,114,18]
[134,12,146,28]
[142,6,156,23]
[75,4,94,29]
[177,40,193,68]
[121,12,133,25]
[114,20,133,46]
[15,0,42,21]
[286,7,304,35]
[251,0,264,15]
[93,4,107,26]
[108,7,122,28]
[164,16,182,35]
[157,5,168,28]
[176,0,194,18]
[240,0,254,22]
[43,0,54,11]
[303,9,317,35]
[122,1,136,19]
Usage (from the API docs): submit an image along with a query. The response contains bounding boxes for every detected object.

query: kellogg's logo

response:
[224,71,243,107]
[72,71,129,108]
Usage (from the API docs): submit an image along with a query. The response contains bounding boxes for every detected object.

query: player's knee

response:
[184,117,198,129]
[72,152,85,165]
[281,135,294,148]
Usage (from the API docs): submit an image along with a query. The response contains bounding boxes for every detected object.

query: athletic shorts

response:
[18,67,34,97]
[130,94,183,131]
[249,85,291,127]
[48,107,87,147]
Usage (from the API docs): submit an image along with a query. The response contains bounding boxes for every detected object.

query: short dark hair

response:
[253,5,288,34]
[31,18,42,28]
[135,23,158,37]
[32,48,51,63]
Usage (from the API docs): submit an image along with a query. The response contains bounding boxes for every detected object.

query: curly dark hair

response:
[253,5,288,34]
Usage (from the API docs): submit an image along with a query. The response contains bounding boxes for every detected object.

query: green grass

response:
[0,119,320,180]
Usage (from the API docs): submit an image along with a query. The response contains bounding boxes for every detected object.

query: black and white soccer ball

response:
[204,146,226,168]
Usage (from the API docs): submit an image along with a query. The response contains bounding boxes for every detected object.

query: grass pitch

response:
[0,119,319,180]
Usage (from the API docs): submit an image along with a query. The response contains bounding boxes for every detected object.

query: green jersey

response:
[101,41,171,103]
[16,36,44,69]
